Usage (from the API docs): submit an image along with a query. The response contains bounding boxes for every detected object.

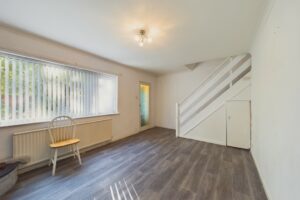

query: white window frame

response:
[0,50,119,127]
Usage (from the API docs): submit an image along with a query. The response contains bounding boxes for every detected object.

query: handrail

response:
[179,57,231,105]
[183,82,251,136]
[180,58,251,121]
[176,53,251,137]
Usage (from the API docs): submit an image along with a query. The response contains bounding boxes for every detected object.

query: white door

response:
[226,101,251,149]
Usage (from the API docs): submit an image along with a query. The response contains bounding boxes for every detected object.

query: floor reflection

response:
[109,178,140,200]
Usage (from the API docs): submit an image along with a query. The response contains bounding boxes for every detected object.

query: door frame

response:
[139,81,151,131]
[225,100,251,149]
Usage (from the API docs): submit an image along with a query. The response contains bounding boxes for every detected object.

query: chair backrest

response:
[48,116,75,144]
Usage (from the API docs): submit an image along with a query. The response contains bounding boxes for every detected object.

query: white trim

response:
[250,151,271,200]
[4,57,9,120]
[139,81,152,131]
[11,59,16,120]
[0,51,119,126]
[0,112,120,128]
[179,134,226,146]
[18,60,23,120]
[0,49,121,77]
[180,57,230,104]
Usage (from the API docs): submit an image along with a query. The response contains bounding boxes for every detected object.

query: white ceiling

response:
[0,0,266,74]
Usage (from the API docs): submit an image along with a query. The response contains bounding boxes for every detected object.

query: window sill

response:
[0,112,120,128]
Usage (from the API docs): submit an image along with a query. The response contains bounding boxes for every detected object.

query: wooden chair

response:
[48,116,82,176]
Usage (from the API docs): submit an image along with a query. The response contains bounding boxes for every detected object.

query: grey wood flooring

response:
[2,127,267,200]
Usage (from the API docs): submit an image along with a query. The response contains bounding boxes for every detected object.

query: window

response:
[0,52,118,126]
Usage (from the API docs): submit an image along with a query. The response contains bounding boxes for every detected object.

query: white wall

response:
[183,106,227,145]
[250,0,300,199]
[155,60,223,129]
[0,25,157,160]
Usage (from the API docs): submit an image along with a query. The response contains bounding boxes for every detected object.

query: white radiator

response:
[13,119,112,169]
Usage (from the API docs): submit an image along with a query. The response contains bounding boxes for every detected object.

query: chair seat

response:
[49,138,80,148]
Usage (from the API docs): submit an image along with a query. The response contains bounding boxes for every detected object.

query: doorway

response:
[139,82,150,130]
[226,100,251,149]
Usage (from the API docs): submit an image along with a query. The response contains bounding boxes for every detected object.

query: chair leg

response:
[72,145,76,158]
[75,144,82,165]
[52,149,58,176]
[49,149,53,166]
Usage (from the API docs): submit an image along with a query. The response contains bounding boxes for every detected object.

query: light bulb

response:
[134,35,140,42]
[135,29,153,46]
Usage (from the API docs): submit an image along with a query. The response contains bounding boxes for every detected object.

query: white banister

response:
[179,57,231,105]
[176,54,251,137]
[180,55,247,112]
[180,59,251,122]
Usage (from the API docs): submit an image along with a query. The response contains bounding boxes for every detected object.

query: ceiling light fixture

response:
[135,29,152,47]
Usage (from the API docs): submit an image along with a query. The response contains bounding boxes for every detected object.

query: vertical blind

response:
[0,52,118,126]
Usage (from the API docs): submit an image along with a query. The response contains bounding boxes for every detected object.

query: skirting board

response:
[179,135,226,146]
[250,151,271,200]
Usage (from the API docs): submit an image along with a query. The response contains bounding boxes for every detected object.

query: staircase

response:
[176,54,251,143]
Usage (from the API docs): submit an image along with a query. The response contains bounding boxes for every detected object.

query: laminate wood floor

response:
[3,128,267,200]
